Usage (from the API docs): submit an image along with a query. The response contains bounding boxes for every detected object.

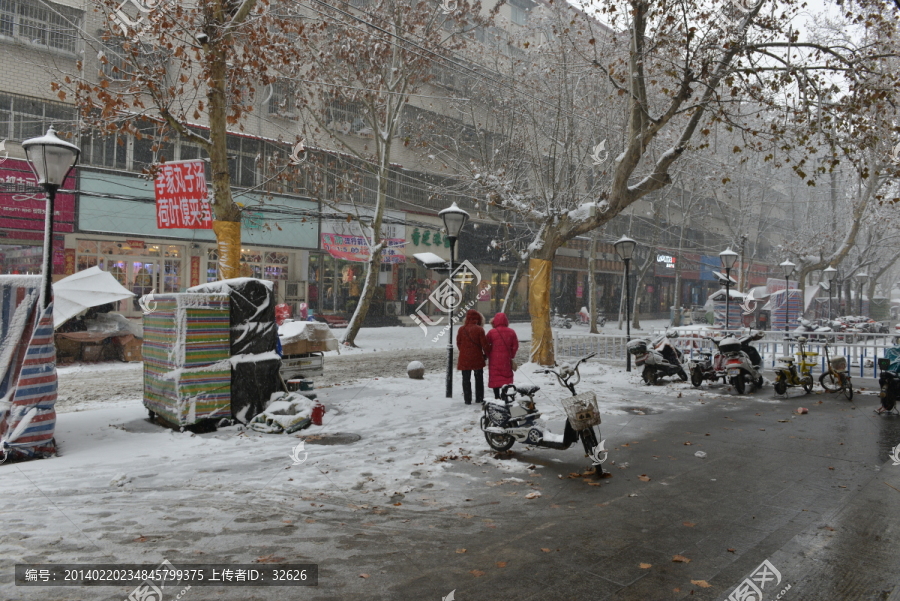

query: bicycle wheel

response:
[842,377,853,401]
[819,371,840,392]
[801,375,813,394]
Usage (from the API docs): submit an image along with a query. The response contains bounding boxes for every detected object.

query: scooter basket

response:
[830,356,847,371]
[562,392,601,431]
[879,358,892,371]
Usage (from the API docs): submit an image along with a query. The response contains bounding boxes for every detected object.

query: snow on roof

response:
[413,252,446,266]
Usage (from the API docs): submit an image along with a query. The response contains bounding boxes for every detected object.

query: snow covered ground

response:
[2,318,755,599]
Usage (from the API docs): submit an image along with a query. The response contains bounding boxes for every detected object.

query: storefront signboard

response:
[154,160,213,229]
[321,233,406,264]
[80,169,318,249]
[0,158,75,234]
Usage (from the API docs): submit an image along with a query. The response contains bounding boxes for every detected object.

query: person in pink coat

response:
[486,312,518,399]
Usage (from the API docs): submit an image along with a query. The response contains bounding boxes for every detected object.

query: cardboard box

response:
[282,339,334,355]
[122,338,142,362]
[82,344,103,362]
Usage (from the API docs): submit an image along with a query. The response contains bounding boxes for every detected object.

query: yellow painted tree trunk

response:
[528,258,554,366]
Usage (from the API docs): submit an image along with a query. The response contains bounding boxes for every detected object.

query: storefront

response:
[0,158,75,276]
[308,208,406,317]
[552,239,626,318]
[74,168,317,317]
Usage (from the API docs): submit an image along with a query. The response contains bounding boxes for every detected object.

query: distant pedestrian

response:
[406,284,417,315]
[456,310,489,405]
[486,312,518,399]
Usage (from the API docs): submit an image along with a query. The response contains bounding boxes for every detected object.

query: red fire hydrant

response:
[311,401,326,426]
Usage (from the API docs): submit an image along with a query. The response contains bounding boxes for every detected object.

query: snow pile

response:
[248,392,315,434]
[188,277,274,294]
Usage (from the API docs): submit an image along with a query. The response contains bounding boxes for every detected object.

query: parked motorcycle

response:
[794,318,833,341]
[689,337,727,388]
[877,351,900,414]
[551,309,572,329]
[773,336,816,395]
[628,332,688,385]
[480,353,608,471]
[720,332,765,394]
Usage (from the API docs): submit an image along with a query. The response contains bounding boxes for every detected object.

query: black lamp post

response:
[780,259,796,332]
[720,248,738,331]
[22,127,80,310]
[439,201,469,399]
[856,272,868,316]
[614,236,637,372]
[824,266,837,320]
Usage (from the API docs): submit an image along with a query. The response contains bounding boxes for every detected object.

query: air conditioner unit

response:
[284,281,305,301]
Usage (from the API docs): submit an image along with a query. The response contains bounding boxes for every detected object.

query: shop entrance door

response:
[103,258,159,314]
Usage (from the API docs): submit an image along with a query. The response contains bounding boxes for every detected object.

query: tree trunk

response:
[207,29,241,280]
[500,260,524,315]
[341,144,390,346]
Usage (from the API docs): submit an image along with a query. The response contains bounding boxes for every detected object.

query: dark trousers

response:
[461,369,484,403]
[493,387,502,399]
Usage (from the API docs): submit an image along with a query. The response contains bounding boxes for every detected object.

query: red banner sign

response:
[321,233,405,264]
[154,160,213,229]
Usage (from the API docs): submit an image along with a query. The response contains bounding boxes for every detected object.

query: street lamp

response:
[720,248,738,331]
[779,260,796,332]
[855,272,869,316]
[614,236,637,372]
[439,201,469,399]
[22,127,80,310]
[823,266,837,320]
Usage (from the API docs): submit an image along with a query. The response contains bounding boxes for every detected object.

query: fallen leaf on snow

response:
[496,561,507,568]
[683,441,693,446]
[525,492,541,499]
[727,548,736,553]
[359,573,369,578]
[470,570,485,577]
[639,563,652,569]
[541,548,552,553]
[638,475,651,482]
[672,555,691,563]
[456,549,467,553]
[133,536,148,543]
[255,555,286,563]
[691,579,712,588]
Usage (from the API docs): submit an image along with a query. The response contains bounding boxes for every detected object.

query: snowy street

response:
[4,321,900,600]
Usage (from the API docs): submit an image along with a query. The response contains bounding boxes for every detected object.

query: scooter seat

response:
[777,356,795,363]
[515,384,540,395]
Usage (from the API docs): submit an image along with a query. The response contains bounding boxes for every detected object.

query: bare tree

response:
[290,0,487,346]
[56,0,309,279]
[432,0,897,364]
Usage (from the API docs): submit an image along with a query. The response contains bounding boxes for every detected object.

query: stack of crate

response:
[142,293,232,427]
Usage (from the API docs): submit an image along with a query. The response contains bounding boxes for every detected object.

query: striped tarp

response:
[142,293,231,427]
[0,276,57,461]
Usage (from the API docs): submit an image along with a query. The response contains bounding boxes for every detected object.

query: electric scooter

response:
[480,353,608,470]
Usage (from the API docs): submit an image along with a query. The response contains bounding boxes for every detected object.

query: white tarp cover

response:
[52,266,135,328]
[278,321,338,346]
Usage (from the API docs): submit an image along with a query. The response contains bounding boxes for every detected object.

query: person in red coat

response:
[456,309,489,404]
[486,312,518,399]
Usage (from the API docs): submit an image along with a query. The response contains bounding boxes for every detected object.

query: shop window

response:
[0,243,42,274]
